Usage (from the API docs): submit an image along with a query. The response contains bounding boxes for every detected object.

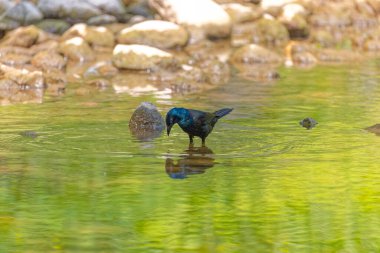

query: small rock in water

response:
[20,130,38,138]
[129,102,165,141]
[299,117,318,129]
[365,124,380,136]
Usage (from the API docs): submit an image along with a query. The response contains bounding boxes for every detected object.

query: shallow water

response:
[1,60,380,252]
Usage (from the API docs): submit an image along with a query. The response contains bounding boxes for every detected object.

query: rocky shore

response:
[0,0,379,105]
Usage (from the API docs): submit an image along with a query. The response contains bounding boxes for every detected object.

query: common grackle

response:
[166,107,233,146]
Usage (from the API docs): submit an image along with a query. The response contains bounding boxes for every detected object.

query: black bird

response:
[166,107,233,146]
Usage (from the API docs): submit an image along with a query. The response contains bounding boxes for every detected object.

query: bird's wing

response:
[188,109,215,133]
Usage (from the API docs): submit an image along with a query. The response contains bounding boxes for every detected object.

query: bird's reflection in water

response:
[165,146,215,179]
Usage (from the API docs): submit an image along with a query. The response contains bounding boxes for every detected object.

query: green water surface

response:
[1,60,380,252]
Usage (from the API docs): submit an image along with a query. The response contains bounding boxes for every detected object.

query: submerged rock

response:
[0,64,45,89]
[117,20,189,49]
[129,102,165,141]
[199,59,230,85]
[44,69,67,92]
[231,44,282,64]
[84,61,119,78]
[0,64,45,105]
[112,44,174,70]
[300,117,318,129]
[235,65,280,81]
[20,130,39,138]
[365,124,380,136]
[314,49,361,62]
[231,44,282,81]
[149,0,232,42]
[285,42,318,66]
[185,40,232,62]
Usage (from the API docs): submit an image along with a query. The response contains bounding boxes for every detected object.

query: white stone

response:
[261,0,297,9]
[112,44,173,70]
[113,44,172,58]
[117,20,188,48]
[127,20,182,32]
[150,0,231,41]
[282,3,306,20]
[165,0,230,27]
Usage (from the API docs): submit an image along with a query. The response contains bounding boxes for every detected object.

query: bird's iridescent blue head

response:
[165,108,191,136]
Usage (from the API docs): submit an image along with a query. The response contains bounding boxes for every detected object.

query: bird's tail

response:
[214,108,233,119]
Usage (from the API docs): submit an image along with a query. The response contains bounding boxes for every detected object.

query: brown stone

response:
[31,51,67,70]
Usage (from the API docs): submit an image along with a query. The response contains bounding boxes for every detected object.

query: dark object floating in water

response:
[20,130,38,138]
[300,117,318,129]
[365,124,380,136]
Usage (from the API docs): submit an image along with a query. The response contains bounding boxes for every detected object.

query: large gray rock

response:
[0,17,19,31]
[117,20,189,49]
[149,0,231,43]
[112,44,174,70]
[5,1,43,25]
[37,0,126,21]
[89,0,126,16]
[0,1,18,30]
[87,14,118,25]
[0,0,13,13]
[38,0,101,21]
[127,0,154,18]
[129,102,165,141]
[35,19,71,34]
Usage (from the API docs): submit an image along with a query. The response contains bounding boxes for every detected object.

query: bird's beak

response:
[167,124,173,136]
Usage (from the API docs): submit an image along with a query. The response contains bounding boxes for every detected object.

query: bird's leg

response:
[189,135,194,145]
[201,137,206,147]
